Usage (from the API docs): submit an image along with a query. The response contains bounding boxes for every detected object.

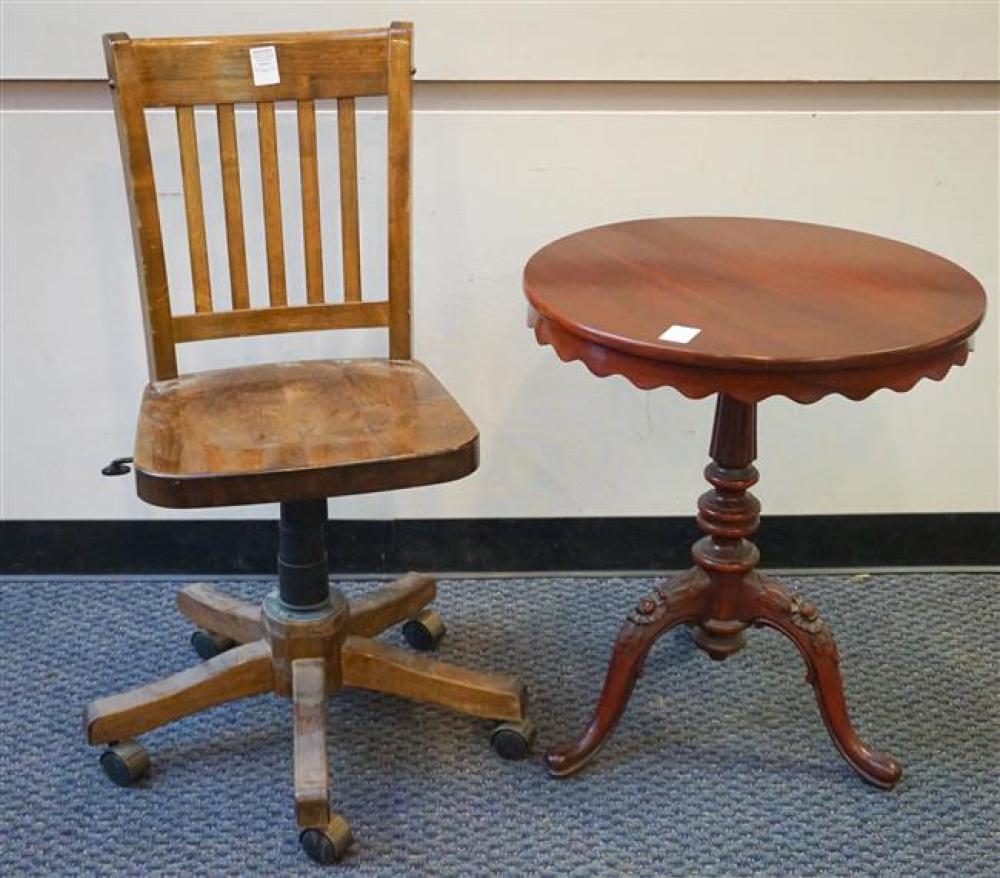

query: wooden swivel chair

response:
[85,24,533,865]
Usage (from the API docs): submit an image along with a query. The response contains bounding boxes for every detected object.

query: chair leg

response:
[341,635,527,722]
[292,657,354,864]
[176,583,264,643]
[292,658,331,828]
[346,573,437,637]
[83,640,274,745]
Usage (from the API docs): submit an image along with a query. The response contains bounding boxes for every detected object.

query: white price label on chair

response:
[249,46,280,86]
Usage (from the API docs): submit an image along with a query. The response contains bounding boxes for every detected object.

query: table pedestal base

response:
[543,394,902,789]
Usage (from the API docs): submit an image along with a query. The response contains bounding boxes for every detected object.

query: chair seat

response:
[133,359,479,508]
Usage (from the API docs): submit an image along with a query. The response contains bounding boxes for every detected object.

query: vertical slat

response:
[175,106,213,313]
[337,97,362,303]
[256,101,287,306]
[387,23,413,358]
[297,99,325,304]
[103,33,178,380]
[216,103,250,310]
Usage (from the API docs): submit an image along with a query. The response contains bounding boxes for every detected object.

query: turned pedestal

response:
[542,394,901,787]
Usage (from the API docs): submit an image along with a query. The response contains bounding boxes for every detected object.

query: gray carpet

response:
[1,572,998,876]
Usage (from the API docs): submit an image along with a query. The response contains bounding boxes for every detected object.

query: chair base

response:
[82,573,531,864]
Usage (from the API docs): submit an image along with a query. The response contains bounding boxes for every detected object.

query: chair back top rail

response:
[103,24,414,382]
[130,29,391,106]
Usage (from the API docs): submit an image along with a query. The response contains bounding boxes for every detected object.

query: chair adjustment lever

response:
[102,457,134,476]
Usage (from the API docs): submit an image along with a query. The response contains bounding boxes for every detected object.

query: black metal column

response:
[277,499,331,610]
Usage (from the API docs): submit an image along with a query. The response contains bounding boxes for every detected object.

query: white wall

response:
[2,2,998,522]
[4,1,998,81]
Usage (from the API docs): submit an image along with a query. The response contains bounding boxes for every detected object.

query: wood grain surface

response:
[292,657,331,828]
[84,639,274,745]
[341,636,527,721]
[133,358,479,507]
[524,217,986,373]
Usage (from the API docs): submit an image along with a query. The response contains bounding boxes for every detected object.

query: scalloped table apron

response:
[524,217,987,786]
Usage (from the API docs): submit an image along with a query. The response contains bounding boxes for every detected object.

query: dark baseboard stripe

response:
[1,514,998,575]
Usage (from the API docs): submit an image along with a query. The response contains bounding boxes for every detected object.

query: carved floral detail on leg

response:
[628,573,705,626]
[789,595,821,631]
[787,594,839,662]
[629,594,659,624]
[750,575,839,663]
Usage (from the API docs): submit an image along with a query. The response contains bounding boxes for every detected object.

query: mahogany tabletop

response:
[524,217,987,403]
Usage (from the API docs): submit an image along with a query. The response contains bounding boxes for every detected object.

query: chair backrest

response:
[103,24,413,381]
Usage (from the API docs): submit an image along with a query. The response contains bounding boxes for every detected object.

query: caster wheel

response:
[191,629,237,660]
[491,719,537,760]
[100,740,150,786]
[402,609,445,652]
[300,815,353,865]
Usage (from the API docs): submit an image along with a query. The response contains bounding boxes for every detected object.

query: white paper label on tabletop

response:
[658,325,702,344]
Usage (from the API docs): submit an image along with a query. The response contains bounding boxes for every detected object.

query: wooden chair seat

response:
[133,359,479,508]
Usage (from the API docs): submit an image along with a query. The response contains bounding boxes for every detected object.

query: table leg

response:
[748,573,902,788]
[543,569,710,777]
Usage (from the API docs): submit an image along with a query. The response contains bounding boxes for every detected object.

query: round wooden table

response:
[524,217,987,787]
